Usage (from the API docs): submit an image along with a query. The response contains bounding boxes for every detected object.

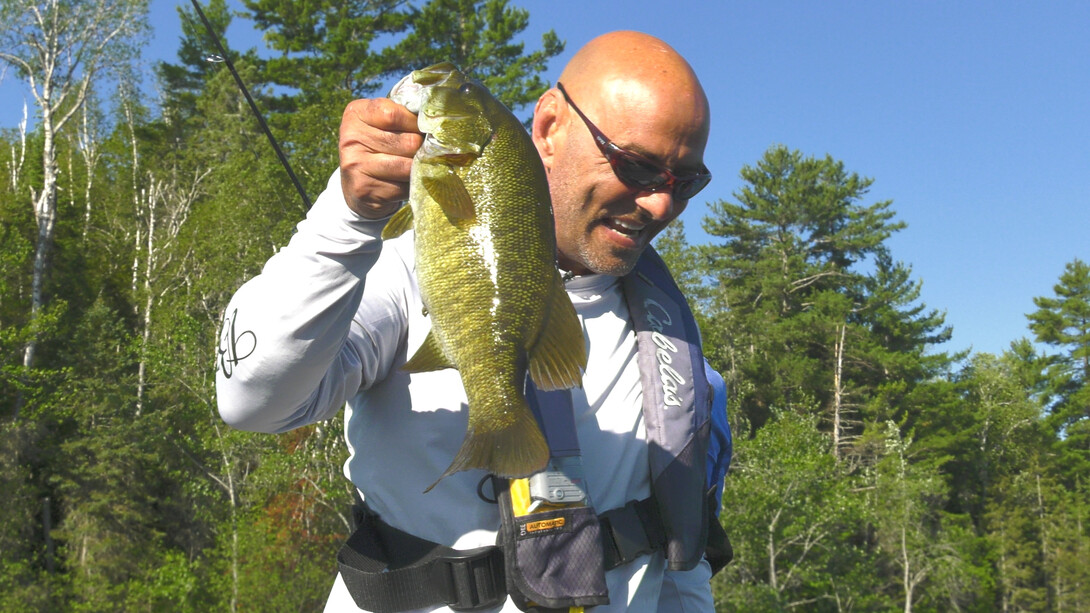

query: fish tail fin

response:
[425,400,549,492]
[528,273,587,391]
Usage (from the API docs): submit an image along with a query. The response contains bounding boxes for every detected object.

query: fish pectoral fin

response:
[422,172,475,221]
[381,204,414,239]
[402,329,455,373]
[528,274,588,390]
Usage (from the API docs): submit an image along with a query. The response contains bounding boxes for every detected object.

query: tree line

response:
[1,0,1086,611]
[657,149,1089,611]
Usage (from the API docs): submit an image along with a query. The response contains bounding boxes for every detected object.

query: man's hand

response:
[339,98,423,219]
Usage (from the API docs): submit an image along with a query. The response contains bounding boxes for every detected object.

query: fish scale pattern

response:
[390,64,587,484]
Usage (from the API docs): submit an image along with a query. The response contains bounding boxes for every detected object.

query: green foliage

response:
[0,422,61,611]
[692,145,953,445]
[243,0,413,104]
[867,421,985,611]
[935,350,1048,520]
[1027,258,1090,484]
[711,413,990,612]
[985,466,1090,612]
[714,410,880,611]
[658,146,1090,611]
[0,0,563,608]
[384,0,564,113]
[2,1,1087,608]
[0,0,148,83]
[156,0,235,124]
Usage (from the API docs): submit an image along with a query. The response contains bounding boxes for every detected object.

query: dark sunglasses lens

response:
[607,146,711,200]
[674,174,712,200]
[612,153,669,189]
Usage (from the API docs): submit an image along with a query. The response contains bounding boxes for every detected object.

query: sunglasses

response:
[556,82,712,201]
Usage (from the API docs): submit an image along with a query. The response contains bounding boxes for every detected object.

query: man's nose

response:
[635,190,681,222]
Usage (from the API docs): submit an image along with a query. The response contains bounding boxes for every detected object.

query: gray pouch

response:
[496,480,609,611]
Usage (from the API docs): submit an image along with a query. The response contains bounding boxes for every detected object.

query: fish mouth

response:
[389,74,425,112]
[420,110,473,122]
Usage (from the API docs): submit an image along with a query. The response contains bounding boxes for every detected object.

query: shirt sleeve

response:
[215,170,411,433]
[704,360,731,515]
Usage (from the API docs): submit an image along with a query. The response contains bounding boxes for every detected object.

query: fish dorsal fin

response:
[422,171,475,221]
[402,328,455,373]
[527,273,587,390]
[381,204,414,239]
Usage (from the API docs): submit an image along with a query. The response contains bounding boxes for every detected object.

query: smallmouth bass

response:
[382,63,587,488]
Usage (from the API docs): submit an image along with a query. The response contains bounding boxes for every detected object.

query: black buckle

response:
[439,546,506,611]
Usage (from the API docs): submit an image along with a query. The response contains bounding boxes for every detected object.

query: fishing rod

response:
[189,0,312,211]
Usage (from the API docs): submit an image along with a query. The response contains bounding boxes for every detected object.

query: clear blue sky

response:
[3,1,1087,358]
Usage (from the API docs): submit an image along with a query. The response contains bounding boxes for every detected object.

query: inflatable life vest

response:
[337,249,731,612]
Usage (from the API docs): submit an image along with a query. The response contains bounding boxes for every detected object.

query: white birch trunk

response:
[832,323,846,459]
[23,101,58,374]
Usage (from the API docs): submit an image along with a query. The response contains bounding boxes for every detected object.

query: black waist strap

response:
[338,492,729,612]
[599,492,731,574]
[339,498,672,612]
[337,509,506,612]
[598,497,667,570]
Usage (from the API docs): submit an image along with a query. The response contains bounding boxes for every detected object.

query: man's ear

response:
[532,89,564,170]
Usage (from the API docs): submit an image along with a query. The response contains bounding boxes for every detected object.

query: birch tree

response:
[713,410,878,610]
[0,0,147,382]
[870,422,980,612]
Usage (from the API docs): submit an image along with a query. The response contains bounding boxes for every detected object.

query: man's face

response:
[546,80,710,276]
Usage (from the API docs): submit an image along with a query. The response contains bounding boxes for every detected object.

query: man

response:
[216,31,730,611]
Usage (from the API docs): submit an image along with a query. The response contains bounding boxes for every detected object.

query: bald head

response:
[557,31,709,133]
[532,31,712,276]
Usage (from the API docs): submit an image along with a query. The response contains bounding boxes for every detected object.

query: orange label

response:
[525,517,566,533]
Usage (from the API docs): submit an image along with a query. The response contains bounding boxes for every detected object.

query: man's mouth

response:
[604,217,645,239]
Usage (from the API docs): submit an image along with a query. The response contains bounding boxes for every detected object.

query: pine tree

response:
[155,0,235,125]
[382,0,563,113]
[697,145,950,440]
[1027,258,1090,485]
[242,0,414,106]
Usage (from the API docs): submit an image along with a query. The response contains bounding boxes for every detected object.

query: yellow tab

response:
[509,478,532,517]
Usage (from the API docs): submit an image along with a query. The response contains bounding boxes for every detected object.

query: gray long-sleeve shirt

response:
[215,171,714,612]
